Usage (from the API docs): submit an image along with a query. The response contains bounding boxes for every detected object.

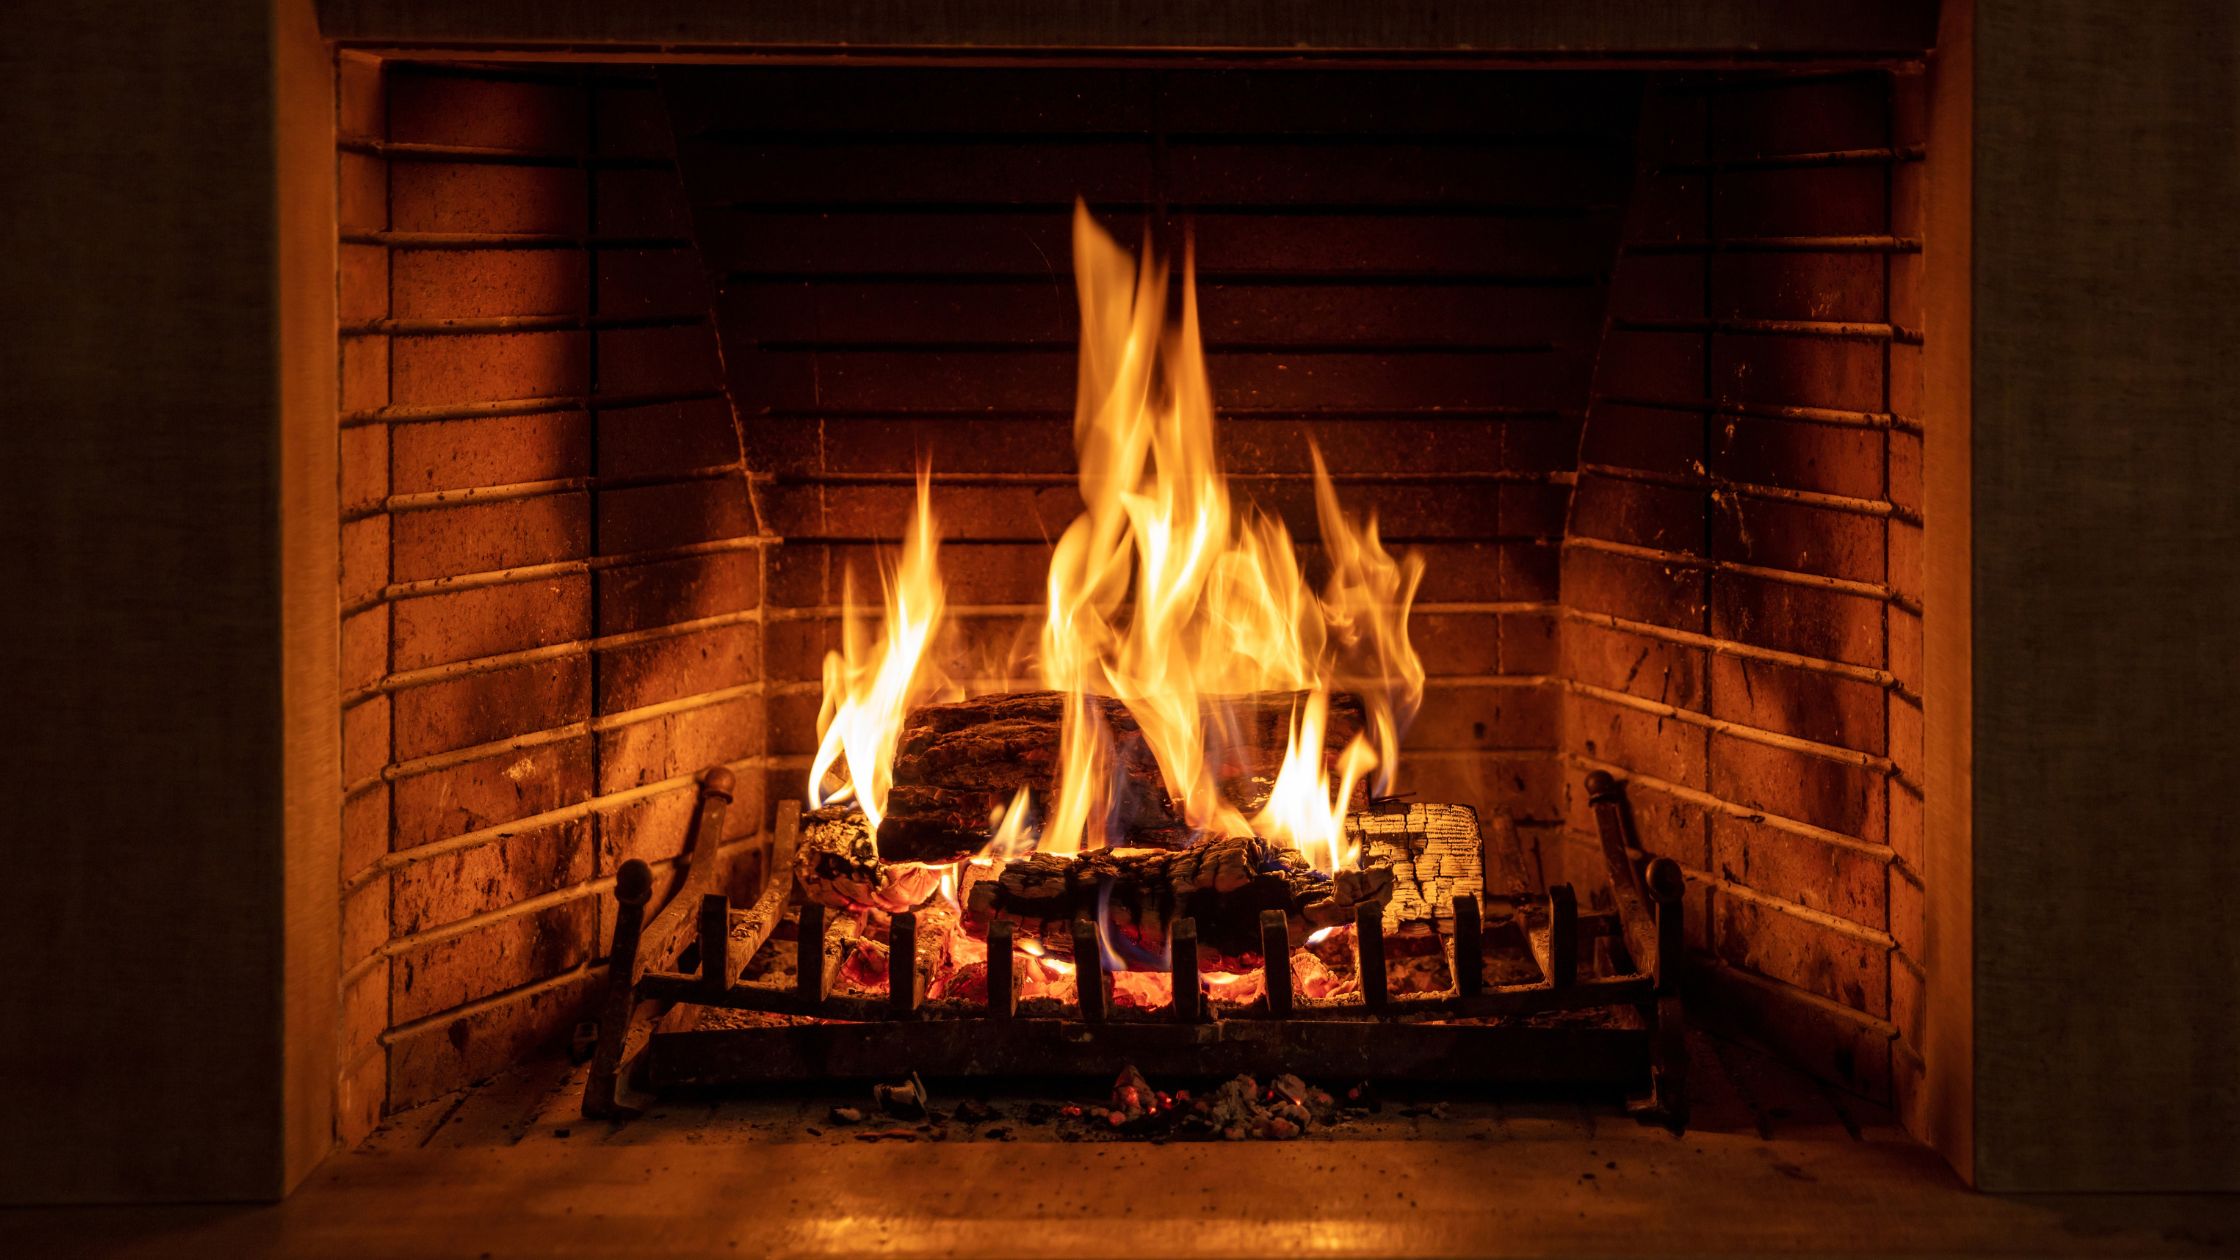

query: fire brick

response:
[393,737,596,852]
[1707,732,1885,844]
[390,163,586,235]
[1708,653,1886,755]
[392,575,591,672]
[391,331,589,408]
[392,248,587,319]
[390,899,596,1027]
[391,656,591,762]
[388,73,585,154]
[391,819,595,936]
[1711,812,1888,930]
[391,411,591,495]
[1561,621,1708,710]
[595,622,759,714]
[1713,894,1889,1017]
[390,494,591,584]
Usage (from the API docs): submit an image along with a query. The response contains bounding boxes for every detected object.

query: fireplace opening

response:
[335,58,1928,1147]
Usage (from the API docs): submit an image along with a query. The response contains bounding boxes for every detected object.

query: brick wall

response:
[661,66,1642,837]
[333,59,766,1141]
[1558,70,1928,1108]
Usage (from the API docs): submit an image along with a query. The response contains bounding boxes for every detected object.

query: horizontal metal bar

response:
[640,1018,1651,1088]
[639,969,1653,1021]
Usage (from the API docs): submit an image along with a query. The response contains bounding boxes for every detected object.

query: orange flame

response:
[1036,204,1422,866]
[805,206,1425,880]
[806,469,957,827]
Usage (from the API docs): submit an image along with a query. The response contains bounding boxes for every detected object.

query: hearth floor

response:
[4,1029,2232,1258]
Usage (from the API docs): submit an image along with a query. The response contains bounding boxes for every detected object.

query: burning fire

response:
[809,203,1424,877]
[806,470,957,828]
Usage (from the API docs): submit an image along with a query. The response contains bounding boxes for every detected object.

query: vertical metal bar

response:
[1260,910,1292,1019]
[1355,902,1387,1013]
[1548,882,1578,989]
[1170,918,1202,1023]
[582,859,653,1118]
[795,900,826,1008]
[1646,857,1686,995]
[697,892,730,999]
[889,910,920,1017]
[1070,917,1106,1024]
[986,919,1016,1019]
[1451,893,1484,996]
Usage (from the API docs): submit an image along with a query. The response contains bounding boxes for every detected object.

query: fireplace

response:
[9,0,2239,1217]
[322,57,1934,1136]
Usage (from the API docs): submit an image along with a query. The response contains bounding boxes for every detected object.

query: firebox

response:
[330,58,1929,1140]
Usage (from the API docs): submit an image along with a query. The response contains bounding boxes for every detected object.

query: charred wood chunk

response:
[962,834,1391,970]
[876,689,1366,863]
[795,806,943,914]
[1346,802,1484,936]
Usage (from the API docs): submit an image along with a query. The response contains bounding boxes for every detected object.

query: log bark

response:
[795,807,944,914]
[877,689,1367,863]
[962,834,1389,970]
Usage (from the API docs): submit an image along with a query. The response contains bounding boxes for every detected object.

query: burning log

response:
[876,689,1368,863]
[962,834,1390,970]
[796,806,944,914]
[1347,802,1485,934]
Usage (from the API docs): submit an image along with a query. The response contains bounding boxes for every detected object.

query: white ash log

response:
[875,689,1368,864]
[1347,802,1483,935]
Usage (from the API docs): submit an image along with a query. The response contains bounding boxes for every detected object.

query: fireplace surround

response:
[5,0,2238,1209]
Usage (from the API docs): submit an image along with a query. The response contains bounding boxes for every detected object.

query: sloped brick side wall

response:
[333,59,765,1139]
[1560,70,1929,1108]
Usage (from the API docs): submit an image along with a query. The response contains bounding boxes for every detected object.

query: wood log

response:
[1348,801,1484,936]
[962,834,1389,971]
[877,689,1367,863]
[795,806,944,914]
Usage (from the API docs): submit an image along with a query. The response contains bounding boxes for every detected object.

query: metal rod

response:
[581,858,653,1118]
[698,893,731,999]
[1548,882,1578,989]
[1070,917,1107,1024]
[795,900,827,1008]
[1170,918,1202,1023]
[1452,893,1484,997]
[1260,910,1293,1019]
[1646,857,1687,995]
[1355,902,1387,1013]
[889,911,920,1017]
[1586,770,1666,981]
[986,919,1015,1019]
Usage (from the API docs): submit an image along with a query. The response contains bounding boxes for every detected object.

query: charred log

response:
[795,806,944,914]
[876,689,1367,863]
[962,834,1390,970]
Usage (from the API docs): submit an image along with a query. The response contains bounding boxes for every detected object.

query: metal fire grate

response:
[582,770,1687,1125]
